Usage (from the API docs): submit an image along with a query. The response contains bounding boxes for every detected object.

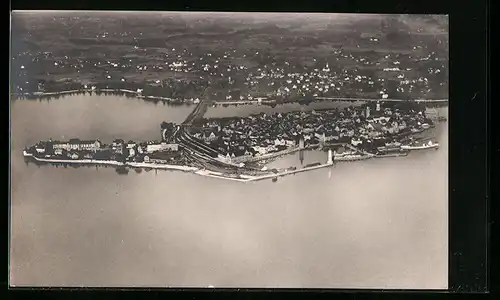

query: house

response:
[351,139,363,146]
[204,132,217,142]
[35,146,46,153]
[112,139,124,146]
[274,138,286,146]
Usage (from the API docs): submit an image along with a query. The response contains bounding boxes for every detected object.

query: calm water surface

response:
[10,94,448,289]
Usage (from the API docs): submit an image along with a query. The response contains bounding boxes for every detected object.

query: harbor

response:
[20,90,445,183]
[23,136,440,182]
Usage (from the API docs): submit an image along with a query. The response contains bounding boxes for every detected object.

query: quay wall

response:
[24,152,198,172]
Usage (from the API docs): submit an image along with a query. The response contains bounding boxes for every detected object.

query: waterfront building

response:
[128,148,136,158]
[52,139,101,152]
[274,138,286,146]
[35,146,46,153]
[146,142,179,153]
[111,139,124,154]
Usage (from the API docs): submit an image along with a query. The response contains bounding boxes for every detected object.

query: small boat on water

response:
[401,140,439,150]
[334,150,357,158]
[335,154,373,161]
[377,143,403,153]
[375,151,409,158]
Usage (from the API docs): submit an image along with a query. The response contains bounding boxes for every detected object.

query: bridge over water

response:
[182,99,209,125]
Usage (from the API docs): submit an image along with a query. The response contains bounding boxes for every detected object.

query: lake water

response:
[10,94,448,289]
[204,100,362,119]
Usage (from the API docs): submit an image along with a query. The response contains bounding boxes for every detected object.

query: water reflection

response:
[10,95,448,289]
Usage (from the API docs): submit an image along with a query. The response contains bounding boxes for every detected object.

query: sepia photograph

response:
[10,11,449,289]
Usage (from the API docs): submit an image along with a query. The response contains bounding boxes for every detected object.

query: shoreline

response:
[22,146,433,182]
[13,89,191,104]
[12,89,449,107]
[23,152,198,172]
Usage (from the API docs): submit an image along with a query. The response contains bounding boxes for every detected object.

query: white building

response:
[351,139,363,146]
[52,139,101,152]
[35,146,46,153]
[274,138,286,146]
[146,142,179,153]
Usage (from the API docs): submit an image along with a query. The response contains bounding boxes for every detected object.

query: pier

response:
[247,162,334,182]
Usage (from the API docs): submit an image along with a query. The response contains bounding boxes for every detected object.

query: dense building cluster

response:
[192,102,434,157]
[12,33,447,101]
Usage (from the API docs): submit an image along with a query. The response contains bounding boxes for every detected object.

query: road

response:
[314,97,448,103]
[211,97,449,106]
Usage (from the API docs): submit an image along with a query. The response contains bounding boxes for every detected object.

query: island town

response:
[23,99,446,182]
[16,15,448,182]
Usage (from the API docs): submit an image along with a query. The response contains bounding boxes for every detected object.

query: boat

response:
[334,150,357,157]
[384,141,402,148]
[335,154,373,161]
[375,151,409,158]
[401,140,439,150]
[377,145,403,153]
